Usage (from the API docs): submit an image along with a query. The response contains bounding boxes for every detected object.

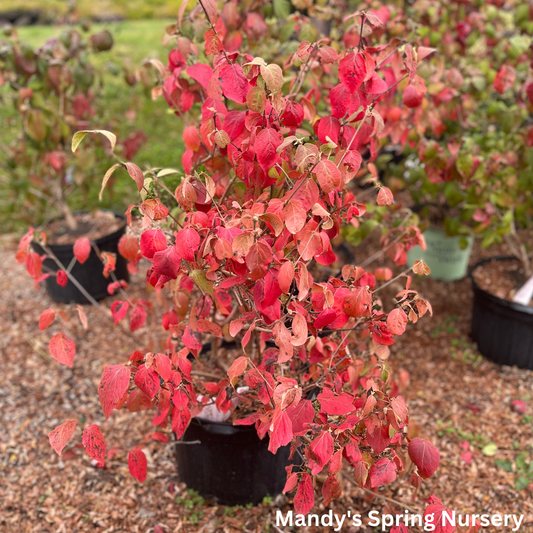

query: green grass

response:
[0,1,184,21]
[0,20,185,232]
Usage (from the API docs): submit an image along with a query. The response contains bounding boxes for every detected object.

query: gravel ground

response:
[1,232,532,533]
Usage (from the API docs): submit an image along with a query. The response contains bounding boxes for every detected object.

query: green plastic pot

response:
[407,228,474,281]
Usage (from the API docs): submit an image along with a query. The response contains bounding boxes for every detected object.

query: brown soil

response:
[45,211,124,245]
[472,257,531,304]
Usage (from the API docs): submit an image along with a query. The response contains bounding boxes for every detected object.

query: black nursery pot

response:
[175,417,292,506]
[470,257,533,370]
[32,212,129,304]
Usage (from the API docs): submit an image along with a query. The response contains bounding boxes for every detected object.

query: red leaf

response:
[281,101,304,128]
[124,162,145,191]
[278,262,295,293]
[309,430,334,471]
[317,388,354,415]
[339,52,366,93]
[322,474,341,506]
[183,325,202,350]
[256,128,281,173]
[315,160,341,194]
[111,300,130,325]
[175,228,200,262]
[424,496,455,533]
[140,229,167,259]
[294,473,315,515]
[343,287,372,317]
[153,245,181,279]
[134,364,160,399]
[155,353,172,382]
[317,116,341,145]
[130,303,147,332]
[286,399,315,435]
[183,126,201,151]
[82,424,106,465]
[314,308,337,329]
[56,270,68,286]
[118,235,139,260]
[369,457,397,487]
[494,65,515,95]
[39,308,55,331]
[228,356,248,385]
[48,420,77,455]
[128,449,148,482]
[377,186,393,206]
[220,64,249,103]
[283,200,307,235]
[99,365,131,419]
[268,409,293,454]
[172,390,191,439]
[403,84,423,108]
[25,252,42,278]
[73,238,91,264]
[246,241,272,280]
[387,308,408,335]
[187,63,213,89]
[49,333,76,367]
[408,438,440,479]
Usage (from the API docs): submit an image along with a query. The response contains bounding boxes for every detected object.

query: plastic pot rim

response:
[469,256,533,317]
[35,210,127,253]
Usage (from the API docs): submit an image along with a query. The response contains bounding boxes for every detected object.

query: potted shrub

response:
[1,27,145,302]
[390,0,533,363]
[33,0,456,518]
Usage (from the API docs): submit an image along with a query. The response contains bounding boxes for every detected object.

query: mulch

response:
[1,231,532,533]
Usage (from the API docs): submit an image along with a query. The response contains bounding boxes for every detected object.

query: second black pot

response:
[32,212,129,304]
[175,417,292,505]
[470,257,533,370]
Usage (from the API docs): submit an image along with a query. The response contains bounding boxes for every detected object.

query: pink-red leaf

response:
[377,186,393,206]
[369,457,397,487]
[39,308,56,331]
[315,160,341,194]
[82,424,106,465]
[48,419,77,456]
[175,228,200,262]
[339,52,366,93]
[99,365,131,419]
[128,449,148,482]
[134,365,160,399]
[387,308,408,335]
[408,438,440,479]
[256,128,281,172]
[49,333,76,367]
[73,238,91,264]
[294,473,315,515]
[140,229,167,259]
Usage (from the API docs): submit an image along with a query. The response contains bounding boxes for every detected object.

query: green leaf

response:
[494,459,513,472]
[482,443,498,457]
[273,0,291,19]
[190,269,214,296]
[515,475,530,491]
[72,129,117,153]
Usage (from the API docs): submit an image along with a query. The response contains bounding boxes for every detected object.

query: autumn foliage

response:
[20,0,460,520]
